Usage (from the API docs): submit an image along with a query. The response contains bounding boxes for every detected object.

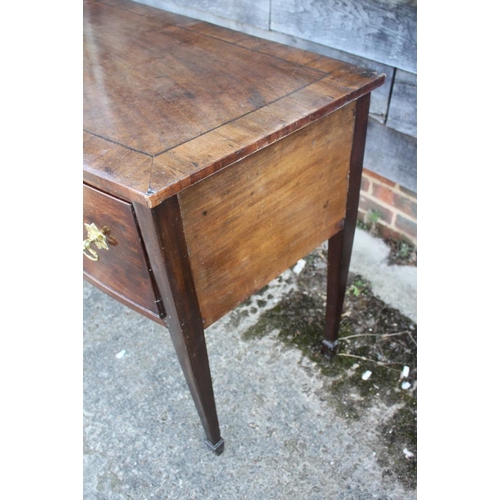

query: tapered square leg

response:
[134,197,223,453]
[323,230,345,357]
[322,93,371,358]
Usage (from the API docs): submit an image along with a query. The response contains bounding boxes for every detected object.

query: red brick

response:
[393,193,417,219]
[376,224,415,245]
[395,214,417,239]
[359,196,394,225]
[399,185,417,199]
[372,183,395,205]
[363,169,396,188]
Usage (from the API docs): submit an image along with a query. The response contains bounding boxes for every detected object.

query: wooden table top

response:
[83,0,384,207]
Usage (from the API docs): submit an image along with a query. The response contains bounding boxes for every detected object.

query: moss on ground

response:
[242,249,417,490]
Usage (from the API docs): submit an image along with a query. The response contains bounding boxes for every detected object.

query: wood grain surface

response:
[136,0,271,30]
[84,2,323,156]
[179,102,355,327]
[83,184,161,318]
[83,0,385,207]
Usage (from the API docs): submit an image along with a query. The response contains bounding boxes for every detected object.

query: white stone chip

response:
[293,259,306,274]
[361,370,372,380]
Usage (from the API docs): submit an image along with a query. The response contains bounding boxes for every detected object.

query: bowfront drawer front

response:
[83,184,162,322]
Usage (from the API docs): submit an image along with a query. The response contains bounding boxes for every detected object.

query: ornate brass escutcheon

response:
[83,223,109,261]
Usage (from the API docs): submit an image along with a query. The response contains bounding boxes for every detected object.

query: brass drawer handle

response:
[83,223,109,261]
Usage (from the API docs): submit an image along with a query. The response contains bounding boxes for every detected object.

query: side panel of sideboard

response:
[178,102,356,327]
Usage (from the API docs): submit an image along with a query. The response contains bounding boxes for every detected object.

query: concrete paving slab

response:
[83,228,417,499]
[350,230,417,323]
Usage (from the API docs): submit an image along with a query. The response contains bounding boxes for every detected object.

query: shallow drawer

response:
[83,184,162,322]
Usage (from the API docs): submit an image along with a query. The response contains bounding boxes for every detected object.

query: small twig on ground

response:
[337,353,400,370]
[407,331,418,348]
[338,331,412,341]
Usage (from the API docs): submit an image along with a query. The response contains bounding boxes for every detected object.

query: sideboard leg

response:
[322,230,344,357]
[133,198,224,454]
[322,93,371,358]
[167,314,225,455]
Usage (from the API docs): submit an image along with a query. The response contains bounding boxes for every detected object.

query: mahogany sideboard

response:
[83,0,385,455]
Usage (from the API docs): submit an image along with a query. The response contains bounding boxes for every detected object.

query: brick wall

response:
[358,170,417,245]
